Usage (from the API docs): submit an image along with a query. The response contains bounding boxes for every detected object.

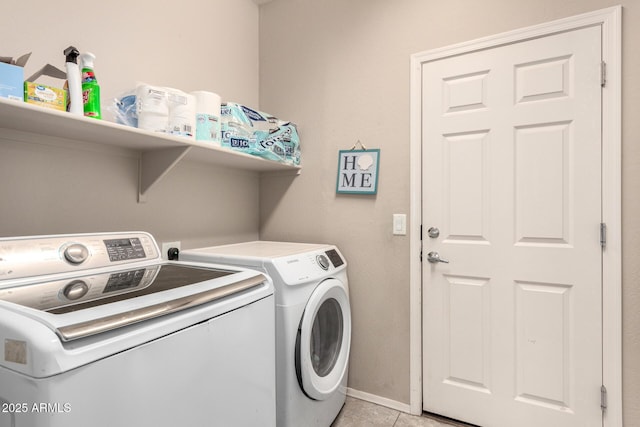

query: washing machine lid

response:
[0,262,266,342]
[0,264,234,313]
[296,278,351,401]
[0,232,275,379]
[0,232,270,343]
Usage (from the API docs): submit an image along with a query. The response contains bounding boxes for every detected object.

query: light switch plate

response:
[393,214,407,235]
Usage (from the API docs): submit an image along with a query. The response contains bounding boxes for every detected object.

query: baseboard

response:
[346,387,412,414]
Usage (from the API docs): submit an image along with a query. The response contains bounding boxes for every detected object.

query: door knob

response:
[427,251,449,264]
[427,227,440,238]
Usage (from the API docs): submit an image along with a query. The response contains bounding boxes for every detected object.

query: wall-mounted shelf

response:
[0,98,301,201]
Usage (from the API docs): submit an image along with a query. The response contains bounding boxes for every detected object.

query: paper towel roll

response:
[191,91,222,144]
[191,91,221,114]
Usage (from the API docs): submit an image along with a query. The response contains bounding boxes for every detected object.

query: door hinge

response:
[601,385,608,411]
[601,61,607,87]
[600,222,607,249]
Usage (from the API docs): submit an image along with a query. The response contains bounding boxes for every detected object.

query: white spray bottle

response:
[64,46,83,115]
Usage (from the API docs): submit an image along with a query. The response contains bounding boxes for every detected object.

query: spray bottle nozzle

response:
[64,46,80,64]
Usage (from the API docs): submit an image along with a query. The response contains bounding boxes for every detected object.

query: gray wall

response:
[2,0,639,424]
[258,0,640,423]
[0,0,262,249]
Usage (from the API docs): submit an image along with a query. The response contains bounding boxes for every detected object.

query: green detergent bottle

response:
[80,52,101,119]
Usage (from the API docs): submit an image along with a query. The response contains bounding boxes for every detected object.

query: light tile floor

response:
[331,397,474,427]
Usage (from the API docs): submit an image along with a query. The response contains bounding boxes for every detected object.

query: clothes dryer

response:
[180,241,351,427]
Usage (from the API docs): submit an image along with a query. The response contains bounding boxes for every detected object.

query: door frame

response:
[409,6,622,426]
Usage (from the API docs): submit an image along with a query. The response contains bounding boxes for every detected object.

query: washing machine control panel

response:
[274,247,346,285]
[0,232,160,282]
[104,238,148,262]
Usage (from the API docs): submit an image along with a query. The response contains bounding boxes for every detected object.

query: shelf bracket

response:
[138,146,191,203]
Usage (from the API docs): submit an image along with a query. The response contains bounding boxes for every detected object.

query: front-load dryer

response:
[180,241,350,427]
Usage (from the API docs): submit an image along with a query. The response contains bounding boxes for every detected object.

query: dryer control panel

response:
[0,232,160,283]
[316,249,344,271]
[273,247,346,286]
[324,249,344,267]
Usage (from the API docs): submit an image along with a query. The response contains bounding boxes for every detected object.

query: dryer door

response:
[296,278,351,401]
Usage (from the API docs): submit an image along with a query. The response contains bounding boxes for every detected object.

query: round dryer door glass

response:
[311,298,343,377]
[297,278,351,401]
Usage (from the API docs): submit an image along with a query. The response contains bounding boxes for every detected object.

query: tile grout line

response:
[391,410,401,427]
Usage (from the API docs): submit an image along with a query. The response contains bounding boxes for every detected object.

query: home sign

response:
[336,149,380,195]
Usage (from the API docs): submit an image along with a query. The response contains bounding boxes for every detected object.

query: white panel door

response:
[422,25,603,427]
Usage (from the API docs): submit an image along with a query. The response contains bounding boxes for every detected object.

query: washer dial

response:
[63,280,89,300]
[63,243,89,265]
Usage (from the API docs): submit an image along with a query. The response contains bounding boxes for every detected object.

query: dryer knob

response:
[64,243,89,265]
[317,254,330,270]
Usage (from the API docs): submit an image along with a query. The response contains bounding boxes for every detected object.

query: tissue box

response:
[24,82,67,111]
[0,62,24,101]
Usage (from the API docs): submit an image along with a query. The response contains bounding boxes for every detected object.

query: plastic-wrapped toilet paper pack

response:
[131,84,195,138]
[136,84,169,133]
[191,91,221,144]
[167,89,196,139]
[221,102,300,165]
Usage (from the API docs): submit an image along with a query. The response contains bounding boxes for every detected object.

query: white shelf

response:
[0,98,301,201]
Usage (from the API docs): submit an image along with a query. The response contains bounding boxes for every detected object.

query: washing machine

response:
[0,232,276,427]
[180,241,351,427]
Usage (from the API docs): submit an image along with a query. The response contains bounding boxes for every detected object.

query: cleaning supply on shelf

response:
[191,90,221,145]
[21,57,68,111]
[63,46,82,115]
[23,83,67,111]
[80,52,101,119]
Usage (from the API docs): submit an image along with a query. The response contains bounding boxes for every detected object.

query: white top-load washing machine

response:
[0,232,276,427]
[180,241,351,427]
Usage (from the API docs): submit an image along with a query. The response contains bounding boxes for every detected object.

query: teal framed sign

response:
[336,149,380,195]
